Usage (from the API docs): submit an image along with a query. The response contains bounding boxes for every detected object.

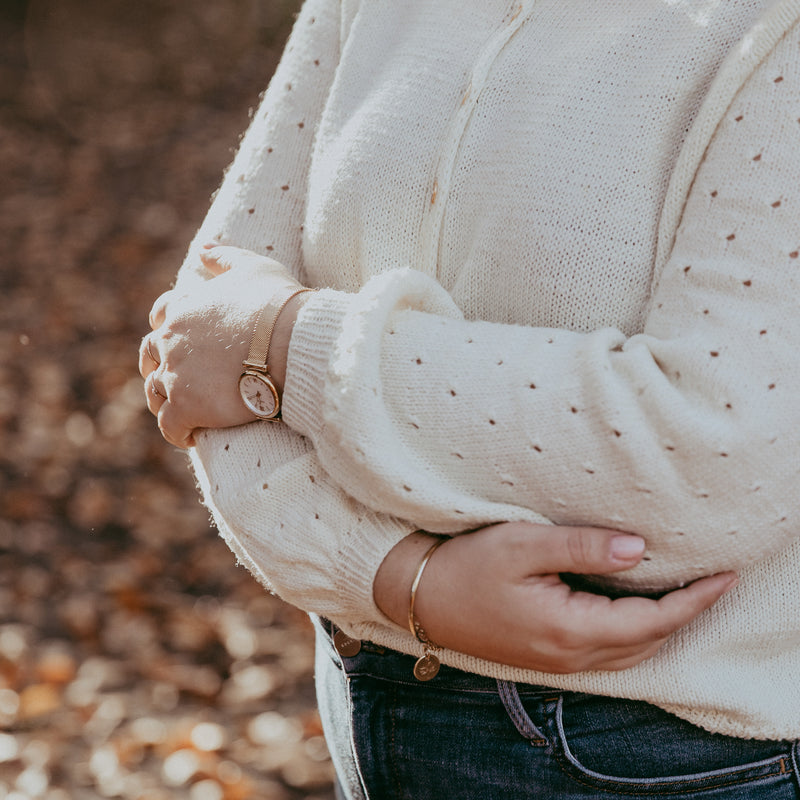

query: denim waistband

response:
[313,614,800,799]
[313,615,555,695]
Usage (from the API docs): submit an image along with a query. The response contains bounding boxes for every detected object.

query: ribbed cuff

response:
[331,513,419,630]
[281,287,356,440]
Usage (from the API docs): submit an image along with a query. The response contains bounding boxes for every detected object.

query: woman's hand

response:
[374,524,738,672]
[139,245,309,448]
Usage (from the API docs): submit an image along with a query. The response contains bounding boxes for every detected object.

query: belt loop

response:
[496,680,548,746]
[790,739,800,790]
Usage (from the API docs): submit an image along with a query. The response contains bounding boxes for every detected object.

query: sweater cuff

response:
[282,287,354,439]
[333,514,419,634]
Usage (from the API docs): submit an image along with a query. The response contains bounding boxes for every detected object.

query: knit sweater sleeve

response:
[178,0,418,629]
[281,22,800,593]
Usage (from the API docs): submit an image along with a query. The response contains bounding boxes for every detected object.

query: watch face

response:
[239,372,279,419]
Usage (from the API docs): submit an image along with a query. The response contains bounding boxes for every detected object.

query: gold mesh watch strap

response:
[243,287,313,371]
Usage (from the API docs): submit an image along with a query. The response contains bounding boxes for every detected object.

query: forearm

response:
[278,32,800,591]
[280,275,797,593]
[153,0,428,628]
[190,422,418,629]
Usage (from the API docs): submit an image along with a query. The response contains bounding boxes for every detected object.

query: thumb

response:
[200,243,241,276]
[200,244,290,280]
[522,524,647,575]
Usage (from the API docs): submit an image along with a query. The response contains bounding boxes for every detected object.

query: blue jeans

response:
[313,618,800,799]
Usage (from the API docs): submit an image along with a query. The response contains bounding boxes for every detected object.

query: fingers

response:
[138,335,160,378]
[157,400,195,449]
[200,243,230,276]
[507,522,647,575]
[515,560,737,671]
[200,244,291,281]
[142,369,195,449]
[632,571,738,640]
[143,371,168,415]
[200,244,249,276]
[587,639,669,671]
[506,522,738,661]
[544,635,670,673]
[568,571,738,652]
[148,290,176,330]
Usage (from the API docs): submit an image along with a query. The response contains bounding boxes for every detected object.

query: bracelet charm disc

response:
[413,652,440,681]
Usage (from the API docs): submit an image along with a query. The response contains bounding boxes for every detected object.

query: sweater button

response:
[333,630,362,657]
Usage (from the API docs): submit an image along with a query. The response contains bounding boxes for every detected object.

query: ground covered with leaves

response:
[1,1,337,797]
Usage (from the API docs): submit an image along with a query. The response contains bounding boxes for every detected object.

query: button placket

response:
[418,0,536,271]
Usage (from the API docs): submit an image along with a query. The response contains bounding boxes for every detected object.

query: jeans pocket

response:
[348,676,556,800]
[551,693,798,797]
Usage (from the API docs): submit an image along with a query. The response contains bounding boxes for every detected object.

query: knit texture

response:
[180,0,800,739]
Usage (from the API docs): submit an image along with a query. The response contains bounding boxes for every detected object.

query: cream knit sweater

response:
[177,0,800,739]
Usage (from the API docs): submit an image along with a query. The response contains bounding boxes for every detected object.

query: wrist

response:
[373,531,441,627]
[264,288,312,395]
[237,285,311,421]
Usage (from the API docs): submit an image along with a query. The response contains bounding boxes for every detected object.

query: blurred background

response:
[0,1,339,798]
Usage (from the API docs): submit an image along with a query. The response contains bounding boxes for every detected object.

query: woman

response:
[140,0,800,796]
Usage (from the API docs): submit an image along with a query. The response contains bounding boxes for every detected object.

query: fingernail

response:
[610,535,646,561]
[202,241,220,249]
[722,573,739,591]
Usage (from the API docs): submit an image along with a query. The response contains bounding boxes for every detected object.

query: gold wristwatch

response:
[238,287,311,420]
